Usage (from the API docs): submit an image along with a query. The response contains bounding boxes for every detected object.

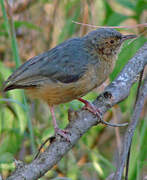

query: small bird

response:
[3,28,136,139]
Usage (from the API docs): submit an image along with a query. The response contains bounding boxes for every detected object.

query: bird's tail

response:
[2,74,46,92]
[3,83,30,92]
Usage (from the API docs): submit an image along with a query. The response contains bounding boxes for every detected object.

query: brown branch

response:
[6,43,147,180]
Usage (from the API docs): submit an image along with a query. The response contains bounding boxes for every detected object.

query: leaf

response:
[58,2,81,42]
[0,98,26,110]
[116,0,135,9]
[110,36,147,81]
[103,0,114,25]
[0,152,13,163]
[106,12,129,26]
[14,21,42,31]
[135,0,147,21]
[0,31,7,36]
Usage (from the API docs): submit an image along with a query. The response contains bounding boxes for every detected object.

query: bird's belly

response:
[27,81,90,105]
[26,71,100,105]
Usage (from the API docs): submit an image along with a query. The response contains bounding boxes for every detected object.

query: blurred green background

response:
[0,0,147,179]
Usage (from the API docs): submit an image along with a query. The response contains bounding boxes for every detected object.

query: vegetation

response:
[0,0,146,179]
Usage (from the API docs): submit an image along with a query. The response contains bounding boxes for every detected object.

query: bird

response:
[3,28,136,140]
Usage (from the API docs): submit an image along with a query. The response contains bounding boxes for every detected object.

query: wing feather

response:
[3,37,88,91]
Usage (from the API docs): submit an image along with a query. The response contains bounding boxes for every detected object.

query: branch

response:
[113,72,147,180]
[7,43,147,180]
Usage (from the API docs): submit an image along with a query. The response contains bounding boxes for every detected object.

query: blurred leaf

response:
[129,119,147,180]
[116,0,135,9]
[110,36,147,81]
[64,0,81,17]
[58,0,81,42]
[135,0,147,21]
[0,22,7,36]
[0,152,13,163]
[14,21,42,31]
[103,0,129,25]
[103,0,114,25]
[93,161,104,176]
[0,31,7,36]
[106,12,129,26]
[0,0,36,153]
[0,98,26,110]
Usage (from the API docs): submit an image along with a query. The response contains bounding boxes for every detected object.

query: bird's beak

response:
[121,34,137,42]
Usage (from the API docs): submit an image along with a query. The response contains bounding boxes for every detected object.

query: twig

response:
[6,43,147,180]
[72,20,147,29]
[100,118,128,127]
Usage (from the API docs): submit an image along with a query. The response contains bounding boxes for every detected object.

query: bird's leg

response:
[78,98,128,127]
[49,106,70,141]
[77,98,102,118]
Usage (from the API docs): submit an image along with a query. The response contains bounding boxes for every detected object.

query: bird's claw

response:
[55,128,71,142]
[82,102,102,120]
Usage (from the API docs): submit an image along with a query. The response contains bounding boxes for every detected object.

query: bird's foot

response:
[78,98,128,127]
[55,128,71,142]
[82,102,128,127]
[78,98,102,120]
[78,98,102,119]
[82,101,102,119]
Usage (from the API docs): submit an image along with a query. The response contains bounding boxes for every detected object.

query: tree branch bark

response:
[7,43,147,180]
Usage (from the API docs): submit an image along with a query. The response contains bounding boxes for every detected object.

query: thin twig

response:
[34,137,52,160]
[72,21,147,29]
[100,118,128,127]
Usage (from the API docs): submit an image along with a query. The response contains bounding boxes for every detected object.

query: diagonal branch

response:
[7,43,147,180]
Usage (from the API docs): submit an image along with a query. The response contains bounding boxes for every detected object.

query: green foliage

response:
[58,0,81,42]
[103,0,129,25]
[116,0,136,9]
[14,21,42,31]
[0,0,35,156]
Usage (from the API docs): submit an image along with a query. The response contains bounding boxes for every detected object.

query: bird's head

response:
[85,28,137,60]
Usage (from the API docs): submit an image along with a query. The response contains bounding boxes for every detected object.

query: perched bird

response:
[3,28,136,139]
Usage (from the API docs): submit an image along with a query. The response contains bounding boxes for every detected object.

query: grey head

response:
[84,28,137,59]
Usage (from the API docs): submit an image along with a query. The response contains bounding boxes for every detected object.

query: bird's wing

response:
[3,38,88,91]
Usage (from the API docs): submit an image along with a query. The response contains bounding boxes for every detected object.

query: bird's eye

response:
[110,40,114,44]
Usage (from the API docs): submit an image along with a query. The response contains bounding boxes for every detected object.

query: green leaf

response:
[0,98,26,110]
[103,0,114,25]
[0,31,7,36]
[111,36,147,81]
[135,0,147,21]
[58,2,81,42]
[0,0,36,153]
[0,152,13,163]
[14,21,42,31]
[116,0,135,9]
[106,12,129,26]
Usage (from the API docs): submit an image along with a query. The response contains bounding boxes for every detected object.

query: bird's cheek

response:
[103,48,111,55]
